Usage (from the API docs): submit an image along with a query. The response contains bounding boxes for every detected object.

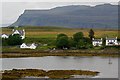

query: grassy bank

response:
[1,45,119,58]
[2,69,99,79]
[1,53,119,58]
[1,49,119,58]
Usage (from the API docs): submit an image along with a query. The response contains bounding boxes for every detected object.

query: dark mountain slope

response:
[11,4,118,29]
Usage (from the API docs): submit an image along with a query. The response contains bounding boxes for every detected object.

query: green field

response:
[2,26,119,44]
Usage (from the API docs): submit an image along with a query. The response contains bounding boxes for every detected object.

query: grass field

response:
[2,26,119,39]
[1,26,119,47]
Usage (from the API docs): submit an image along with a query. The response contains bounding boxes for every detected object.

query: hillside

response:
[10,4,118,29]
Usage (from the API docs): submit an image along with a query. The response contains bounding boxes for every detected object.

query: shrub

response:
[7,34,23,46]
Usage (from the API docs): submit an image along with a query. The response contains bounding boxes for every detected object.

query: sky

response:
[0,0,119,27]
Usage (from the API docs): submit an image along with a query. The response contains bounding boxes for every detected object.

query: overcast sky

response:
[0,0,119,27]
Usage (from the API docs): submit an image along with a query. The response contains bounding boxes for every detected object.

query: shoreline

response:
[2,69,99,79]
[1,49,119,58]
[0,52,120,58]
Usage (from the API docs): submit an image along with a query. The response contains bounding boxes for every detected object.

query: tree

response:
[83,37,91,44]
[69,37,76,48]
[89,29,94,40]
[83,37,93,49]
[7,34,23,46]
[56,33,68,40]
[56,34,69,49]
[73,32,84,42]
[77,39,86,49]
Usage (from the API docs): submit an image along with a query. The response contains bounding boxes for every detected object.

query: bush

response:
[7,34,23,46]
[2,38,8,46]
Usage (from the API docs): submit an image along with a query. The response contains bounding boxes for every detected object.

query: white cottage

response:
[12,29,25,39]
[1,34,9,39]
[106,37,118,46]
[30,43,37,49]
[20,43,37,49]
[92,38,102,46]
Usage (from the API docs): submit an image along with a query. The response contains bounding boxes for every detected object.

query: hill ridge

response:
[10,4,118,29]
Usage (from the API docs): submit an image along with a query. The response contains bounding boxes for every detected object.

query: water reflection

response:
[1,56,118,78]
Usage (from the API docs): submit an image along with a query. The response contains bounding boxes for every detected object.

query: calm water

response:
[0,56,118,78]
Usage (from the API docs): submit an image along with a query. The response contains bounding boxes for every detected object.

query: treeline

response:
[56,29,94,49]
[2,29,95,49]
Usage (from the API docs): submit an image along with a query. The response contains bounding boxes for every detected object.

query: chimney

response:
[12,29,14,32]
[106,37,107,39]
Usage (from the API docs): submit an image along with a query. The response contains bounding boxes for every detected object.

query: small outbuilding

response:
[20,43,37,49]
[1,34,9,39]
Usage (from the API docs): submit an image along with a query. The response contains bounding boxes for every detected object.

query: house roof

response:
[93,39,102,42]
[0,34,9,36]
[21,43,37,47]
[106,38,117,40]
[13,30,24,35]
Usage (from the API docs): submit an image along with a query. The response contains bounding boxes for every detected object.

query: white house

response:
[1,29,26,39]
[92,38,103,46]
[106,37,119,46]
[20,43,37,49]
[12,29,25,39]
[1,34,9,39]
[30,43,37,49]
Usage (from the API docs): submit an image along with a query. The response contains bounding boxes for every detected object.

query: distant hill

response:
[10,3,118,29]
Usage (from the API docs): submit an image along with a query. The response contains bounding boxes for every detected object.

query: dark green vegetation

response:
[2,34,23,46]
[56,34,69,49]
[2,69,99,79]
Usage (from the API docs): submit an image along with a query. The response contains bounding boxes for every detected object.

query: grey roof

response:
[106,38,117,40]
[26,44,32,46]
[26,43,37,46]
[13,30,24,35]
[0,34,9,36]
[93,39,102,42]
[17,30,24,35]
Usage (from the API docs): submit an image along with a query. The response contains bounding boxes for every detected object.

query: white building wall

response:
[106,38,118,46]
[92,41,102,46]
[30,44,36,49]
[92,38,102,46]
[20,43,37,49]
[12,30,20,35]
[22,29,25,39]
[1,34,9,39]
[106,40,108,46]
